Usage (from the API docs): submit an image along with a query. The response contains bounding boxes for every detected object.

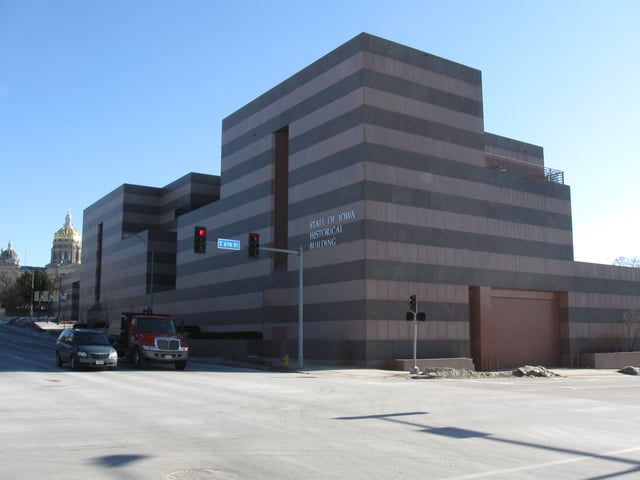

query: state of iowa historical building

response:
[78,33,640,369]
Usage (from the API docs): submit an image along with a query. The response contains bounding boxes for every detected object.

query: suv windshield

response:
[137,318,176,334]
[74,332,111,346]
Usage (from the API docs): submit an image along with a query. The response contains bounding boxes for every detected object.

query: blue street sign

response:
[217,238,241,251]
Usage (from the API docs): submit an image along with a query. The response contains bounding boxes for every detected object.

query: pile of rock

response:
[512,365,559,377]
[417,367,511,379]
[618,366,640,376]
[415,365,559,379]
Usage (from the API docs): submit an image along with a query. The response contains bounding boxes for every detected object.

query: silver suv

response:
[56,328,118,370]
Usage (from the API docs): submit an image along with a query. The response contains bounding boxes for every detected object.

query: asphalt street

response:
[0,322,639,480]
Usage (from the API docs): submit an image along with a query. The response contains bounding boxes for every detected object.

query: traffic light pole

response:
[411,298,419,374]
[260,246,304,369]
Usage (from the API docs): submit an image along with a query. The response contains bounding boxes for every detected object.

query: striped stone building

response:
[79,33,640,369]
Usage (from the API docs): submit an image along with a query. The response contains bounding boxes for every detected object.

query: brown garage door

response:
[470,288,561,370]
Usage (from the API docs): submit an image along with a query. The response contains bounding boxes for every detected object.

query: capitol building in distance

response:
[0,211,81,319]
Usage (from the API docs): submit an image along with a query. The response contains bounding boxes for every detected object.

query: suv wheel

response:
[56,352,63,368]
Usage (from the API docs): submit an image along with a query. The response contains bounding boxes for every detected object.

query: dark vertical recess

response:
[95,223,103,302]
[274,127,289,269]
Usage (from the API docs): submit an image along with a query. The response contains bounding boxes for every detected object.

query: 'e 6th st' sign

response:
[308,209,356,250]
[217,238,241,251]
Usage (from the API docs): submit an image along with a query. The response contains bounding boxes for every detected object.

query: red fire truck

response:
[108,312,189,370]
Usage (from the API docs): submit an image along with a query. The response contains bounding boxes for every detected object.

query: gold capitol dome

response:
[54,211,81,242]
[50,210,82,266]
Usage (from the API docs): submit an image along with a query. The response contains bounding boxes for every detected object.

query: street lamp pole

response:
[125,233,154,311]
[149,248,154,311]
[56,270,66,323]
[29,270,34,316]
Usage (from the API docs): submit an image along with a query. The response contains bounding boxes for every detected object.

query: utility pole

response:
[252,243,304,369]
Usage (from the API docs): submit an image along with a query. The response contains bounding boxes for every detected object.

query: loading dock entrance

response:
[470,287,561,370]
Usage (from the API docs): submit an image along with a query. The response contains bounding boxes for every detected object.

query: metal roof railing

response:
[486,153,565,185]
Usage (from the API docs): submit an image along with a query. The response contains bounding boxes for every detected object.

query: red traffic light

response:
[248,232,260,257]
[194,226,207,254]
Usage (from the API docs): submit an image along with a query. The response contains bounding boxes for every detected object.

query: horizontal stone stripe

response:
[177,255,274,290]
[290,88,365,138]
[85,184,126,211]
[365,202,571,245]
[285,142,569,208]
[287,179,571,232]
[290,125,366,173]
[222,69,484,157]
[569,291,640,309]
[364,180,572,230]
[363,241,575,278]
[289,105,484,157]
[221,134,273,177]
[362,70,482,117]
[221,148,273,186]
[567,307,638,324]
[84,201,125,225]
[266,275,364,303]
[160,191,221,216]
[121,183,161,196]
[363,51,481,100]
[364,144,570,200]
[573,261,640,282]
[289,144,364,188]
[365,299,469,323]
[363,339,471,361]
[177,179,272,229]
[158,287,467,330]
[484,132,544,160]
[173,255,630,297]
[365,220,573,260]
[222,43,365,131]
[220,163,273,198]
[363,87,483,134]
[162,172,219,191]
[99,270,174,298]
[176,308,264,327]
[366,280,470,304]
[364,163,570,216]
[360,259,640,296]
[368,321,470,343]
[366,124,485,166]
[223,33,480,132]
[223,71,364,155]
[361,34,481,86]
[289,182,366,220]
[290,164,365,209]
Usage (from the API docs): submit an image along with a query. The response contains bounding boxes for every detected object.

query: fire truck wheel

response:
[175,360,187,371]
[133,349,146,369]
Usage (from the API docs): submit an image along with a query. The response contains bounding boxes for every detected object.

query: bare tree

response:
[613,256,640,267]
[622,310,640,351]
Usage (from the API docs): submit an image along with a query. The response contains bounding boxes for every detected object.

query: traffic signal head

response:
[248,232,260,257]
[194,226,207,254]
[409,294,417,312]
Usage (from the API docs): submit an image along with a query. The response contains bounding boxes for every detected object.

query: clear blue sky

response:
[1,0,638,267]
